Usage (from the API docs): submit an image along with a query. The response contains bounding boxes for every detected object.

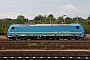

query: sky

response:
[0,0,90,19]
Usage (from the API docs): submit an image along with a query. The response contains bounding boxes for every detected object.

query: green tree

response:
[34,15,45,20]
[47,14,54,24]
[86,14,90,25]
[65,17,73,24]
[17,15,27,24]
[33,15,47,24]
[87,14,90,20]
[57,16,64,24]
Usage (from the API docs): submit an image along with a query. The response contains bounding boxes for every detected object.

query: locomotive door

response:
[12,26,19,36]
[71,26,79,32]
[71,26,77,35]
[71,26,76,31]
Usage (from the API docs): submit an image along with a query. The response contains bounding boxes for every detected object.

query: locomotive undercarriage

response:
[8,35,83,40]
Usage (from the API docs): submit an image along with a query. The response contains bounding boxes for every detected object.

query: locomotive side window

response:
[76,26,79,29]
[12,27,14,30]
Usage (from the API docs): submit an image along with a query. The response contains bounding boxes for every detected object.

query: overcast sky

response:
[0,0,90,19]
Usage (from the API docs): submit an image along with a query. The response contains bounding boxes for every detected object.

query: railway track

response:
[0,40,89,45]
[0,40,89,43]
[0,50,89,59]
[0,40,89,50]
[0,38,90,41]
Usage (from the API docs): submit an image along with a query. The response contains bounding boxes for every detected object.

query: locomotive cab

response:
[7,24,19,39]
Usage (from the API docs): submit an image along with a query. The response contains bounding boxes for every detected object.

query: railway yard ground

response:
[0,34,90,60]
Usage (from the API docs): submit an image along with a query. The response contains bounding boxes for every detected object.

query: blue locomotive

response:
[7,24,85,40]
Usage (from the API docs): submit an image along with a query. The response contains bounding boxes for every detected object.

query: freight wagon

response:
[7,24,85,40]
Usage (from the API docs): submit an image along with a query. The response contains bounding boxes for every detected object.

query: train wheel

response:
[58,37,61,40]
[27,38,31,41]
[63,37,64,40]
[74,36,78,40]
[46,37,49,40]
[68,37,72,40]
[41,36,46,40]
[54,37,56,40]
[9,38,13,40]
[56,37,59,40]
[79,38,82,40]
[27,37,31,40]
[15,37,20,41]
[72,37,75,40]
[60,37,63,40]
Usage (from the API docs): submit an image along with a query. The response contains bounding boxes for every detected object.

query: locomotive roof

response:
[21,24,71,26]
[11,24,80,27]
